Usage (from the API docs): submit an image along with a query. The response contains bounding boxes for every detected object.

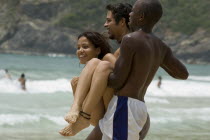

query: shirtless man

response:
[104,3,150,139]
[83,0,189,139]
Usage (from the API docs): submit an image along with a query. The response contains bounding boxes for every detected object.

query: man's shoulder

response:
[122,31,152,48]
[124,31,139,38]
[122,32,142,43]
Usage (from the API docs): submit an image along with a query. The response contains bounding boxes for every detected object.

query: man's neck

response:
[141,24,153,33]
[141,28,151,33]
[117,28,130,44]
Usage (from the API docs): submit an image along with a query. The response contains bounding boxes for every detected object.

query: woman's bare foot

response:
[64,104,81,123]
[59,116,90,136]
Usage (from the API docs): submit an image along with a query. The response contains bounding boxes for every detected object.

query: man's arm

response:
[161,47,189,79]
[108,36,135,90]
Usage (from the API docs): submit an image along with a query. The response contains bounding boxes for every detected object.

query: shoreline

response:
[0,50,76,58]
[0,50,210,65]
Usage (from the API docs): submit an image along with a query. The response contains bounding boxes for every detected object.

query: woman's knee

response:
[95,61,113,74]
[85,58,101,69]
[87,58,101,66]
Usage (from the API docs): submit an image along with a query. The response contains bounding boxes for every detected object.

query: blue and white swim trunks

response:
[99,95,147,140]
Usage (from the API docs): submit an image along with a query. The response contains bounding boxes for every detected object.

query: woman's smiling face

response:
[76,36,100,64]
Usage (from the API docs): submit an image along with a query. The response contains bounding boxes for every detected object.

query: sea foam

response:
[189,75,210,82]
[0,78,72,94]
[0,114,67,126]
[1,76,209,97]
[147,79,210,97]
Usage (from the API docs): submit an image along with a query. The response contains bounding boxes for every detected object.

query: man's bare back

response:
[108,15,188,102]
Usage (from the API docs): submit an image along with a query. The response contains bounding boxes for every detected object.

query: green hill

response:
[160,0,210,34]
[0,0,209,64]
[58,0,210,34]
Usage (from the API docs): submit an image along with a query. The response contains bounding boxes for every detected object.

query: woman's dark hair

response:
[78,32,111,59]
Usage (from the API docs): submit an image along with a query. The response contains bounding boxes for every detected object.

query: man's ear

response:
[139,12,145,22]
[120,18,126,26]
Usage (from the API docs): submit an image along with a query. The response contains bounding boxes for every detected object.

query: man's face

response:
[129,1,141,31]
[104,11,122,40]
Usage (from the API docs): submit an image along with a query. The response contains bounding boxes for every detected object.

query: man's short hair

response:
[139,0,163,26]
[106,3,132,29]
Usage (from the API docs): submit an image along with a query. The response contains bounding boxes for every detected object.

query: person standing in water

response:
[157,76,162,88]
[4,69,12,79]
[19,73,26,90]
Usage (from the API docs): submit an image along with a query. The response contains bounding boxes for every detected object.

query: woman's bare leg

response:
[103,87,114,110]
[89,99,105,126]
[65,53,116,123]
[82,61,113,114]
[66,79,105,126]
[59,61,113,136]
[65,58,101,123]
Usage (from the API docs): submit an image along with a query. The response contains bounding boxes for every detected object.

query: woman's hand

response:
[71,77,79,94]
[71,77,79,86]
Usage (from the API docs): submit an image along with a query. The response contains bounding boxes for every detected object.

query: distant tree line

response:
[57,0,210,35]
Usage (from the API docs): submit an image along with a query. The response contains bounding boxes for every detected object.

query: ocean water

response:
[0,53,210,140]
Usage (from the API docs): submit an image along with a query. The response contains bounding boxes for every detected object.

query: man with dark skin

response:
[84,0,188,139]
